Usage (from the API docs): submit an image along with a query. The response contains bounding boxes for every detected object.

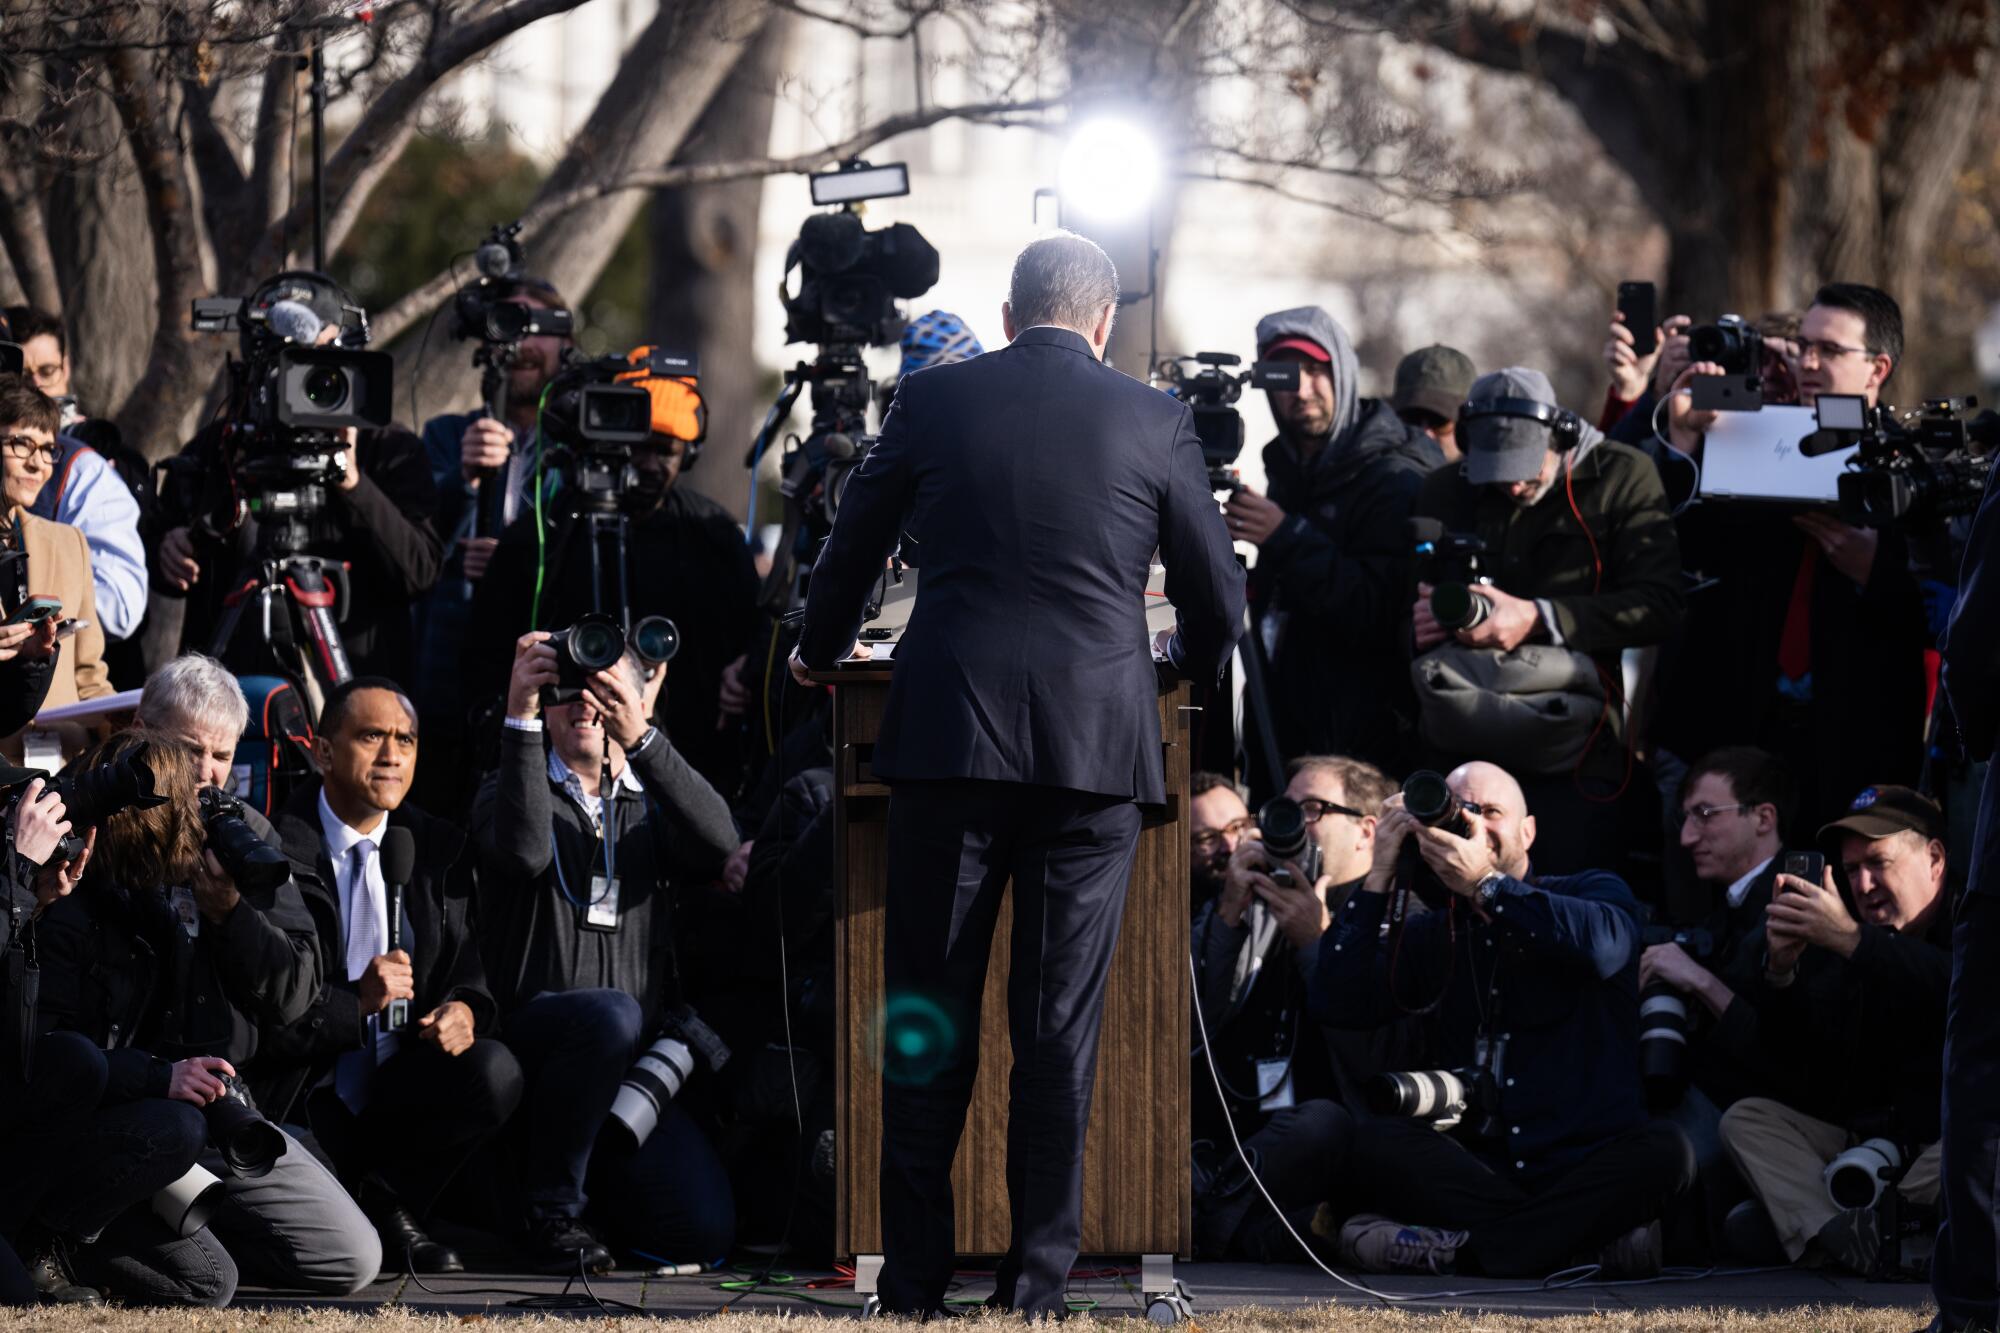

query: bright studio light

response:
[1056,117,1160,224]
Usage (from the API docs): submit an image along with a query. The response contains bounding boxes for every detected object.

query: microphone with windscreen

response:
[266,298,325,346]
[381,827,415,1033]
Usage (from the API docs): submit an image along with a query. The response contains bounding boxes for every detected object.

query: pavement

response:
[237,1260,1936,1321]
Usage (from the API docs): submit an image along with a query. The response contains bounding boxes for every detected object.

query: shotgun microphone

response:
[381,826,415,1032]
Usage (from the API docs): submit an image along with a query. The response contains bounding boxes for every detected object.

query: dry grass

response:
[0,1305,1936,1332]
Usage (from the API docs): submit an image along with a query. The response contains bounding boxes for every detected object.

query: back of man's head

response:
[1006,232,1118,338]
[1810,282,1902,380]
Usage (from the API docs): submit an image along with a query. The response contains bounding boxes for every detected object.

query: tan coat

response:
[10,506,110,707]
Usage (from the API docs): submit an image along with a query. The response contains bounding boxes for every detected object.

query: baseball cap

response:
[1461,366,1563,486]
[1255,306,1341,364]
[1818,785,1946,846]
[1392,345,1476,421]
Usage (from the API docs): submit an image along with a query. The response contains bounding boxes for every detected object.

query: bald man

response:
[1307,762,1695,1277]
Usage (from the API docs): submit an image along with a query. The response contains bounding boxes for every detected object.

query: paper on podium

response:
[834,566,1181,665]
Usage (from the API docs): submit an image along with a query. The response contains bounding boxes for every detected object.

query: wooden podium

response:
[821,656,1194,1311]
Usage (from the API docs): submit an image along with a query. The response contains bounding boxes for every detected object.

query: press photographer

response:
[265,678,522,1275]
[468,347,756,790]
[469,631,740,1272]
[1190,772,1254,915]
[1718,785,1950,1276]
[1409,367,1682,873]
[155,271,443,688]
[1226,307,1441,776]
[1309,761,1693,1277]
[1390,344,1476,463]
[1647,284,1928,831]
[0,374,110,712]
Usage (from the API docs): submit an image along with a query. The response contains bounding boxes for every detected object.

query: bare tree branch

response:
[0,153,62,311]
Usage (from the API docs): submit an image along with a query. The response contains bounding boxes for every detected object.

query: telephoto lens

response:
[545,613,628,703]
[608,1036,696,1147]
[1254,796,1322,889]
[1637,982,1692,1109]
[52,745,169,860]
[153,1165,227,1238]
[204,1074,285,1178]
[630,615,680,668]
[1367,1069,1474,1124]
[198,788,291,892]
[1824,1137,1904,1210]
[1428,581,1491,632]
[1402,770,1472,838]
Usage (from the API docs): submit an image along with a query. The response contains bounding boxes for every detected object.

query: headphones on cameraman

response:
[1457,396,1584,452]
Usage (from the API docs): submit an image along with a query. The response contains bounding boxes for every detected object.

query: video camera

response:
[538,348,700,514]
[1409,519,1491,634]
[1801,394,1998,529]
[1153,353,1300,491]
[450,220,576,349]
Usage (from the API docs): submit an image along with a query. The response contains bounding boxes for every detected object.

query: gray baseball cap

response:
[1461,366,1563,486]
[1392,345,1476,420]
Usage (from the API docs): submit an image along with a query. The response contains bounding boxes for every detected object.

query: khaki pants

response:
[1719,1097,1940,1261]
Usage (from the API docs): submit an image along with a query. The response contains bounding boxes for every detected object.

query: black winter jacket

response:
[1255,400,1441,773]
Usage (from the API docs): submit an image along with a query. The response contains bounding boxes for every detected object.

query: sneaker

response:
[1336,1212,1467,1274]
[23,1234,102,1306]
[1598,1219,1663,1277]
[525,1214,615,1275]
[1815,1207,1882,1277]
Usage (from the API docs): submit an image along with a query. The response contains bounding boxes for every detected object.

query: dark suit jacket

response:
[797,326,1245,804]
[252,781,497,1121]
[1946,468,2000,897]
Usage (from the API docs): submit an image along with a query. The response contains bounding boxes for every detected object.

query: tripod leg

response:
[1235,608,1286,800]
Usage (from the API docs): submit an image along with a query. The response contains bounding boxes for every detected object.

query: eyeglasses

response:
[1793,338,1871,365]
[1191,817,1256,852]
[21,363,63,387]
[1682,802,1752,827]
[0,435,57,465]
[1297,798,1365,823]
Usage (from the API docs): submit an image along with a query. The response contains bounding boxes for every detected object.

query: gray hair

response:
[137,653,250,740]
[1007,231,1119,336]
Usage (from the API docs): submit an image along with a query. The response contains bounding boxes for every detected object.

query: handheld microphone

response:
[381,826,415,1033]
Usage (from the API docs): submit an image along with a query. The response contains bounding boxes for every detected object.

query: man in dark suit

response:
[789,231,1245,1318]
[1933,474,2000,1333]
[261,677,524,1275]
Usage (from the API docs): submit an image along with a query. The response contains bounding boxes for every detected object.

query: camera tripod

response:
[210,507,353,721]
[746,347,874,617]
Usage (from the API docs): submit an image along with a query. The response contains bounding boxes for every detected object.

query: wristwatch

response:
[1474,871,1507,911]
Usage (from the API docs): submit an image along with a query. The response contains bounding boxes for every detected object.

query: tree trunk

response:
[646,11,791,521]
[395,0,768,426]
[43,88,158,421]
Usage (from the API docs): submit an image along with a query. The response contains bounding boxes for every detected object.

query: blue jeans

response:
[506,988,735,1259]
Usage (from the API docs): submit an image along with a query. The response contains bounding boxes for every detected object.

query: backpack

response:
[232,675,318,814]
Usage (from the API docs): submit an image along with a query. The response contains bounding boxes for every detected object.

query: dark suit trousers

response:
[1933,892,2000,1331]
[877,779,1143,1318]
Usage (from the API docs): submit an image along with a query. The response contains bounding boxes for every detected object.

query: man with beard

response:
[1309,761,1694,1277]
[1190,772,1253,915]
[1222,307,1441,785]
[468,347,756,792]
[1409,367,1682,875]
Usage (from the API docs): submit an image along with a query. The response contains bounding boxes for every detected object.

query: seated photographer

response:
[0,376,110,710]
[265,678,523,1274]
[1309,761,1694,1277]
[469,633,738,1272]
[1190,771,1253,917]
[29,736,266,1306]
[1389,344,1475,463]
[1225,307,1440,782]
[3,308,146,651]
[154,271,443,684]
[1718,785,1950,1275]
[1409,367,1682,874]
[1647,284,1927,833]
[2,766,219,1307]
[1191,757,1403,1265]
[468,349,757,790]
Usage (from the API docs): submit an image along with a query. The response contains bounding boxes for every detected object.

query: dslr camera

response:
[1253,795,1324,890]
[542,612,680,706]
[1153,353,1300,492]
[1685,314,1766,412]
[50,745,168,861]
[1801,394,1999,530]
[608,1004,731,1148]
[1409,519,1491,634]
[450,220,576,349]
[198,787,291,893]
[1397,769,1473,908]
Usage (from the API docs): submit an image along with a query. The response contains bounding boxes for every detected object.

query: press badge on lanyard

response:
[585,875,621,930]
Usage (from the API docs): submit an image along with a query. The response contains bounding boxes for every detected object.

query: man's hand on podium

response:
[789,640,871,686]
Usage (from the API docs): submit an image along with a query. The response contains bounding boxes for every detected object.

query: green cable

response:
[529,383,551,628]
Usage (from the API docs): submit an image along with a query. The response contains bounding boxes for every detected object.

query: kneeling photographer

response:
[471,631,740,1272]
[32,729,381,1299]
[1308,761,1694,1277]
[1192,756,1407,1263]
[156,271,443,686]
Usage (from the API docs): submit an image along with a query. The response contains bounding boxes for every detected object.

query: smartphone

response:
[1781,851,1824,888]
[1690,372,1762,413]
[54,618,89,641]
[1617,281,1658,357]
[5,597,62,626]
